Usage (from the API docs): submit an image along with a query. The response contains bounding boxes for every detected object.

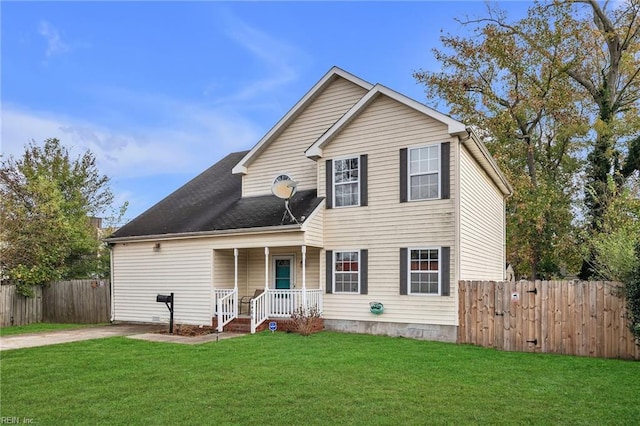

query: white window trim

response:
[408,143,441,201]
[271,254,296,289]
[407,247,441,296]
[332,156,360,208]
[332,250,360,294]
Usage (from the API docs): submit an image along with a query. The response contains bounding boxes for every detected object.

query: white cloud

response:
[208,9,311,105]
[1,103,261,180]
[38,21,70,57]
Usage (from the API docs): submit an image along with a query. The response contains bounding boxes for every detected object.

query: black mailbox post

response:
[156,293,174,334]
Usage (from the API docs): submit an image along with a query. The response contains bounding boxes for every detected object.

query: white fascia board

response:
[104,224,303,244]
[299,199,325,231]
[232,66,373,175]
[306,84,468,159]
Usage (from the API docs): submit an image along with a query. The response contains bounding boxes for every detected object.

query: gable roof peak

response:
[305,83,467,159]
[231,66,373,175]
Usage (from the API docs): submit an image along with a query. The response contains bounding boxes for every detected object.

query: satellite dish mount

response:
[271,174,300,224]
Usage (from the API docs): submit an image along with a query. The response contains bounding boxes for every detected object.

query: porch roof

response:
[107,151,324,242]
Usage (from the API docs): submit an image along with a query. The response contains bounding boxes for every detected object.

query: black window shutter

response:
[325,160,333,209]
[325,250,333,294]
[360,249,368,294]
[441,142,450,200]
[399,248,408,295]
[399,149,407,203]
[360,155,368,207]
[441,246,450,296]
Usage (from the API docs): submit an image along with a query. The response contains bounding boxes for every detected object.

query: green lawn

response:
[0,322,108,336]
[1,332,638,425]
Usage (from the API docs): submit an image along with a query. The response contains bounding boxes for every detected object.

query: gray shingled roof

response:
[109,151,323,239]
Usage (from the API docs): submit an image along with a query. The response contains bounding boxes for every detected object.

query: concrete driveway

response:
[0,324,247,350]
[0,324,161,351]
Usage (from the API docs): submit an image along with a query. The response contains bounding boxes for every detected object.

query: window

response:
[334,251,359,293]
[326,249,368,294]
[333,157,359,207]
[409,145,439,200]
[409,248,440,295]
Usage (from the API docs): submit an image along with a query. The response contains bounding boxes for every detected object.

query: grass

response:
[0,322,108,336]
[1,332,638,425]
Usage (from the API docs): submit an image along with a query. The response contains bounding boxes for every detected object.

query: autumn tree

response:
[441,0,640,277]
[0,139,117,296]
[414,3,586,279]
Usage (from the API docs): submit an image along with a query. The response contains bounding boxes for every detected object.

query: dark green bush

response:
[626,243,640,345]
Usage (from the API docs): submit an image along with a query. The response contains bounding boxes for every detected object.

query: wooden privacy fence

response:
[458,280,639,360]
[0,279,110,327]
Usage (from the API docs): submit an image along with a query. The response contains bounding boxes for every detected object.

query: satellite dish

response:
[271,174,297,199]
[271,174,300,225]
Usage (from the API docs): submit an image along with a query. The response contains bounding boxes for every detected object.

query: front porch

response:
[212,245,323,333]
[212,313,324,334]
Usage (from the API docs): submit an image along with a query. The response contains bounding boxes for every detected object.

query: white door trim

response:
[272,255,295,289]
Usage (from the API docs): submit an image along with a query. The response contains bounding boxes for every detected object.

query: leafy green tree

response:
[626,244,640,344]
[590,177,640,283]
[0,138,118,296]
[414,2,585,279]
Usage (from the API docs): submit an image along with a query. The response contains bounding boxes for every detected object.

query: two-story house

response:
[106,67,511,342]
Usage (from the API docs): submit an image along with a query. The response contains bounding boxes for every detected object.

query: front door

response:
[274,257,294,289]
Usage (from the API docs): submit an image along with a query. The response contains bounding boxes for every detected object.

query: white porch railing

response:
[251,289,323,333]
[251,291,269,334]
[215,289,237,332]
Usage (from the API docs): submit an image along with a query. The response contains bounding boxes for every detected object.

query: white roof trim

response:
[232,66,373,175]
[104,224,303,244]
[305,84,467,158]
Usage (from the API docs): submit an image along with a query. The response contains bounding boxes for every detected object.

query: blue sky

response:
[1,1,529,222]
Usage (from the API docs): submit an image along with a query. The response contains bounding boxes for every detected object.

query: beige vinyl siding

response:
[213,249,248,290]
[243,77,367,197]
[320,95,458,326]
[207,231,305,249]
[302,203,324,247]
[113,232,321,325]
[112,239,214,325]
[459,145,505,280]
[113,232,307,325]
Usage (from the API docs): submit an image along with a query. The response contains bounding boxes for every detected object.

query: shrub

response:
[626,243,640,345]
[290,306,323,336]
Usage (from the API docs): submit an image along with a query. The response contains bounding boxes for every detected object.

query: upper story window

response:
[409,145,440,200]
[333,157,359,207]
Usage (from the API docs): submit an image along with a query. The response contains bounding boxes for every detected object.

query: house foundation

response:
[323,319,457,343]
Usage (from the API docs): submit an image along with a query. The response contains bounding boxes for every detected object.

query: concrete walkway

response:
[0,324,247,351]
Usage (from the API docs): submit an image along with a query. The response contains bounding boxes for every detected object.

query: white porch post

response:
[264,247,269,290]
[301,245,307,312]
[234,248,239,315]
[264,247,270,318]
[234,248,239,290]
